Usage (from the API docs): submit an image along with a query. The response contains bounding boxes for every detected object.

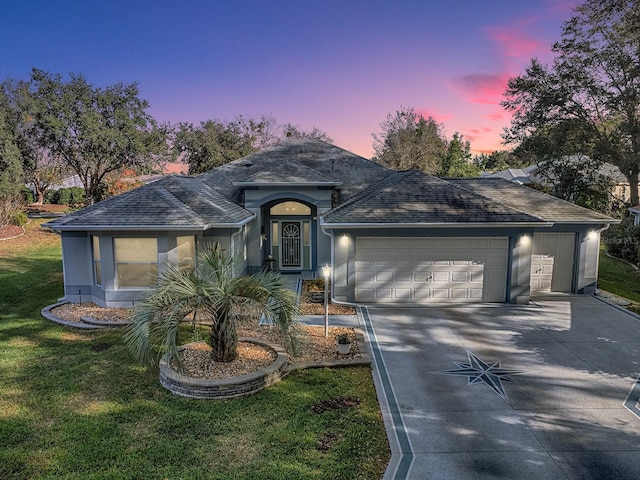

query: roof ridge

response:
[326,170,416,216]
[150,177,206,224]
[452,177,613,220]
[171,176,252,217]
[443,177,546,221]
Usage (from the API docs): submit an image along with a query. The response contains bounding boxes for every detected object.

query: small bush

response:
[20,187,34,205]
[47,187,86,206]
[44,190,57,204]
[11,210,28,226]
[603,218,640,266]
[0,197,25,228]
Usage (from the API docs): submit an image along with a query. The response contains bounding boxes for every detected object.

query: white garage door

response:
[355,237,509,303]
[530,233,575,294]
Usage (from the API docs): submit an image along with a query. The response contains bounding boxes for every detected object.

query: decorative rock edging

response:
[159,337,289,400]
[41,302,104,330]
[80,316,132,328]
[285,328,372,373]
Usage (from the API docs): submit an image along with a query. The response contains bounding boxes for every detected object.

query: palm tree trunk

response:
[210,308,238,362]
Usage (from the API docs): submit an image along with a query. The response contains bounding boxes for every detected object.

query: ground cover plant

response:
[0,221,389,479]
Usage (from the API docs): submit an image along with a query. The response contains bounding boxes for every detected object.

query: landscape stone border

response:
[80,316,132,327]
[159,338,289,399]
[41,302,104,330]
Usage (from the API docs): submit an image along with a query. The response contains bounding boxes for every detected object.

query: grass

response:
[0,221,390,479]
[598,245,640,314]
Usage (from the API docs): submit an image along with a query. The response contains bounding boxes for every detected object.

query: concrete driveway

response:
[361,296,640,480]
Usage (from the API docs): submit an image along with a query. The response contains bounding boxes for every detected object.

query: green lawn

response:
[0,222,389,480]
[598,245,640,313]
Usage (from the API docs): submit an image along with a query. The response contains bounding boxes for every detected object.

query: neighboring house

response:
[45,139,617,308]
[490,160,640,203]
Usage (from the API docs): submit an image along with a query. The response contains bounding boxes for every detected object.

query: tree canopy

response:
[502,0,640,206]
[176,115,333,175]
[372,106,447,174]
[6,69,172,205]
[372,106,479,177]
[0,88,23,201]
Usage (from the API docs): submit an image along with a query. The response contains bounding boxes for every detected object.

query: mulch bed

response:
[0,224,25,240]
[50,303,361,379]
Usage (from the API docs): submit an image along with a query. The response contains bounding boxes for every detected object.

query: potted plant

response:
[336,333,351,355]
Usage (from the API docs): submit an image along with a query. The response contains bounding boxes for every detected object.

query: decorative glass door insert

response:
[281,221,302,268]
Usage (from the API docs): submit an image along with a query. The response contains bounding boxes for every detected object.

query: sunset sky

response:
[1,0,579,157]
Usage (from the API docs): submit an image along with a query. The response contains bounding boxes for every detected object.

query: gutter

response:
[319,220,554,229]
[42,213,256,232]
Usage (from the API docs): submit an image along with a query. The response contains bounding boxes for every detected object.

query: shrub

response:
[47,187,86,206]
[44,190,57,204]
[11,210,28,226]
[0,197,25,228]
[603,218,640,266]
[20,187,34,205]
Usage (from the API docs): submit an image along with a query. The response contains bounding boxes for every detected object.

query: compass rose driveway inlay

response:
[436,350,523,400]
[364,296,640,480]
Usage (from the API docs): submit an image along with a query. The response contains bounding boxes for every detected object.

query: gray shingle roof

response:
[199,138,390,203]
[45,175,254,231]
[322,170,546,225]
[450,178,616,223]
[233,159,340,186]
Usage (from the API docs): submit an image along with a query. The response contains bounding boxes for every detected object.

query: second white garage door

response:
[355,237,509,303]
[530,233,575,294]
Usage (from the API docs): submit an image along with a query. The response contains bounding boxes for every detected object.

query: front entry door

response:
[281,221,302,268]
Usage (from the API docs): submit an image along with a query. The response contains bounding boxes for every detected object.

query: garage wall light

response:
[518,234,530,247]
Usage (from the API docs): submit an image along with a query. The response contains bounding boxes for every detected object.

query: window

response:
[270,201,311,216]
[176,236,195,271]
[114,238,158,288]
[92,236,101,285]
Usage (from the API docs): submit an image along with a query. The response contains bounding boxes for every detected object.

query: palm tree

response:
[124,245,300,365]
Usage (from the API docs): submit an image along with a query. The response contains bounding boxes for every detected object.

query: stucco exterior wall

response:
[60,228,237,308]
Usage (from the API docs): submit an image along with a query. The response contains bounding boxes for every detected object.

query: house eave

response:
[43,214,255,232]
[320,221,554,229]
[232,181,341,187]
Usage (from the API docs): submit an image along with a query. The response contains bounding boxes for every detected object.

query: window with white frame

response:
[176,236,195,270]
[91,235,101,285]
[114,238,158,288]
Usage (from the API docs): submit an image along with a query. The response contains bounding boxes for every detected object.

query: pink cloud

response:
[484,113,504,121]
[485,26,544,58]
[451,73,511,105]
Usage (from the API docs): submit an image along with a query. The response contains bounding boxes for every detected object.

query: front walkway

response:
[361,296,640,480]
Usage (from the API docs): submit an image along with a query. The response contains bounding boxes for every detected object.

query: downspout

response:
[230,226,245,274]
[320,222,358,307]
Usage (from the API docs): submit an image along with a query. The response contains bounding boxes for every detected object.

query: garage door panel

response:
[432,271,450,282]
[470,288,483,299]
[451,272,469,282]
[394,271,412,282]
[450,289,469,299]
[414,288,431,299]
[412,272,432,283]
[432,289,449,299]
[375,288,392,299]
[356,237,508,304]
